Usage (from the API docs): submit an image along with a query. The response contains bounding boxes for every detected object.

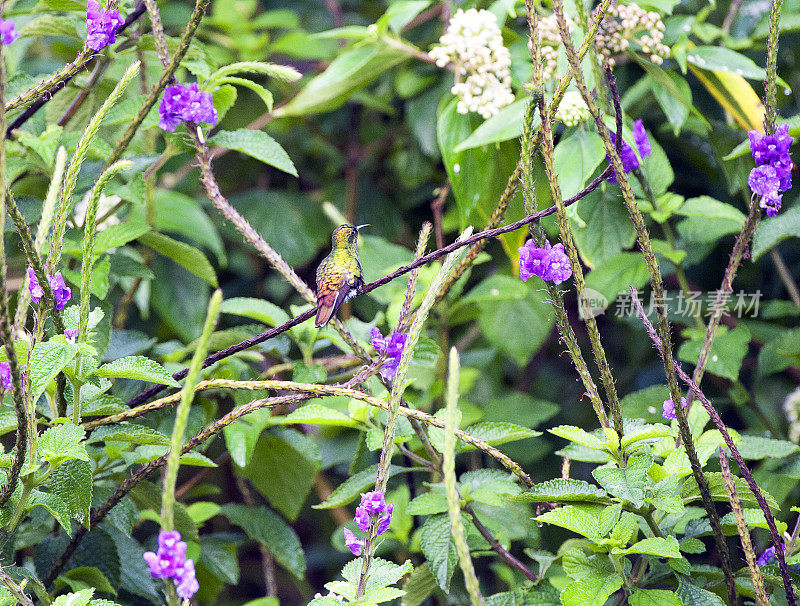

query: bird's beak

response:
[356,224,370,231]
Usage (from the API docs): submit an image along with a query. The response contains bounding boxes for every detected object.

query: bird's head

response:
[331,224,369,249]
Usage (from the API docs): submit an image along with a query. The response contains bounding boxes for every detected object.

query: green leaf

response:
[629,589,684,606]
[28,490,73,534]
[651,475,684,514]
[535,504,603,539]
[677,577,725,605]
[29,341,80,402]
[220,297,289,327]
[313,464,411,509]
[52,589,95,606]
[584,252,649,306]
[571,191,637,268]
[95,356,180,387]
[407,491,448,515]
[382,0,432,33]
[341,557,412,591]
[437,96,520,227]
[678,325,750,381]
[86,423,171,446]
[735,434,800,460]
[51,460,93,526]
[212,77,274,112]
[477,282,554,365]
[419,514,458,591]
[210,129,296,176]
[620,423,674,451]
[401,562,437,606]
[687,46,784,85]
[554,129,606,200]
[92,222,151,258]
[509,479,609,504]
[681,472,779,510]
[560,574,624,606]
[752,206,800,260]
[613,536,681,557]
[453,96,532,151]
[720,508,787,535]
[223,504,305,579]
[592,453,653,508]
[676,196,745,243]
[40,423,89,467]
[19,14,80,38]
[60,567,115,596]
[549,425,605,450]
[650,71,692,135]
[139,231,218,287]
[199,537,239,584]
[277,404,359,428]
[222,409,272,467]
[278,42,408,116]
[462,422,540,448]
[237,429,321,520]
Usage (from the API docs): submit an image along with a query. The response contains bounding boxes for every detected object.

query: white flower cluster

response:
[594,2,669,66]
[784,386,800,443]
[429,8,514,119]
[554,90,591,126]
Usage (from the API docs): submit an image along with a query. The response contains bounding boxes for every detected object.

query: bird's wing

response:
[315,275,352,328]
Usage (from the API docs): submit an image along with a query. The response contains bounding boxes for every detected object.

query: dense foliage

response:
[1,0,800,604]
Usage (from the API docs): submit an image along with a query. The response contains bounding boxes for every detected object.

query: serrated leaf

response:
[313,464,409,509]
[28,490,73,535]
[92,222,151,258]
[462,422,540,448]
[629,589,684,606]
[534,504,603,539]
[210,129,296,176]
[222,504,305,579]
[419,514,457,591]
[620,424,674,450]
[87,423,170,446]
[401,562,437,606]
[560,575,623,606]
[139,231,218,287]
[52,589,95,606]
[613,536,681,557]
[549,425,605,450]
[509,479,609,504]
[407,491,448,515]
[51,460,93,527]
[199,537,239,585]
[677,577,725,605]
[29,340,80,402]
[681,472,779,510]
[40,423,89,467]
[720,508,787,535]
[95,356,180,387]
[591,453,653,508]
[735,434,799,460]
[277,404,359,428]
[220,297,289,327]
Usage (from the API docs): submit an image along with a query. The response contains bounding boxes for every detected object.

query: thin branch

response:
[465,503,538,583]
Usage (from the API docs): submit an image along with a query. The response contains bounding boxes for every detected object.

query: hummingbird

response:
[315,224,369,328]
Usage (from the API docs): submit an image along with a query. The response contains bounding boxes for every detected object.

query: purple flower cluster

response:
[519,239,572,285]
[0,18,18,45]
[748,125,793,217]
[86,0,123,51]
[143,531,199,599]
[64,328,79,343]
[370,328,407,380]
[757,542,785,566]
[0,362,11,391]
[158,83,218,132]
[343,491,393,556]
[662,396,687,420]
[607,119,651,183]
[28,268,72,311]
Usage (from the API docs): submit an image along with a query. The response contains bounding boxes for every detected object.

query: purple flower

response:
[662,396,688,420]
[760,190,783,217]
[749,125,793,188]
[49,272,71,311]
[64,328,79,343]
[158,83,218,132]
[0,362,11,391]
[174,558,199,599]
[748,165,781,197]
[519,239,572,285]
[607,119,651,183]
[28,268,44,304]
[86,0,123,51]
[370,328,407,380]
[343,528,364,556]
[757,542,785,566]
[354,491,393,535]
[143,530,188,579]
[0,18,18,45]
